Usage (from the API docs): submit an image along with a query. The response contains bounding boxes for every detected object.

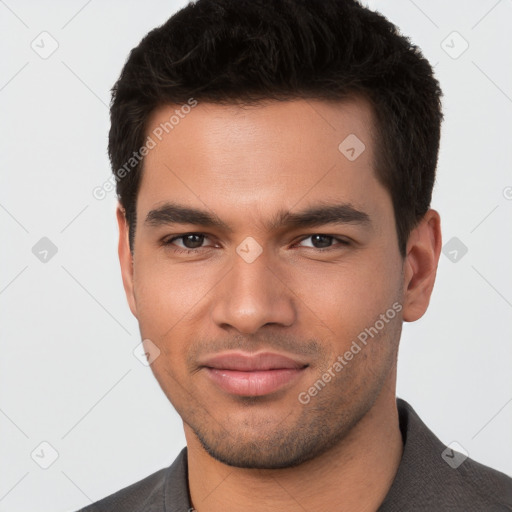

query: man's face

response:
[119,98,407,468]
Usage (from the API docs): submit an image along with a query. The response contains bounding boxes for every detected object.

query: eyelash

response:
[162,233,350,255]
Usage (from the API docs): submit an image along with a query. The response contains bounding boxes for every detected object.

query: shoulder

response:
[450,450,512,510]
[75,447,189,512]
[380,399,512,511]
[76,466,168,512]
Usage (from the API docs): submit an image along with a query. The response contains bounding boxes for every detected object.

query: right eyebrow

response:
[145,202,233,232]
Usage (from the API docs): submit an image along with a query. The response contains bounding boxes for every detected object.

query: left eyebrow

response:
[267,202,372,231]
[144,201,372,232]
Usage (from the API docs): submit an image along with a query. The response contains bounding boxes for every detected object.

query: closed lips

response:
[200,352,309,371]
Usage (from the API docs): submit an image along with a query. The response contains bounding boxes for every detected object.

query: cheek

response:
[132,254,215,340]
[132,239,402,342]
[291,249,402,343]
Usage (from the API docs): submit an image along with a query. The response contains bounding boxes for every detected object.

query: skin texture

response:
[117,97,442,511]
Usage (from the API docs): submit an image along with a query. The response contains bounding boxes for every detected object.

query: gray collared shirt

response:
[77,398,512,511]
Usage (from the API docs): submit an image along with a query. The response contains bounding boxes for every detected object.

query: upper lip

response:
[200,351,309,371]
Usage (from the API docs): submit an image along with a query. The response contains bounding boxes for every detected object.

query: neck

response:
[185,382,403,512]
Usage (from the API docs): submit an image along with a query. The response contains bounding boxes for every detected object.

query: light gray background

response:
[1,1,511,511]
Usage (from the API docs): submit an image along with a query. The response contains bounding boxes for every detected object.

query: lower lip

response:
[204,367,306,396]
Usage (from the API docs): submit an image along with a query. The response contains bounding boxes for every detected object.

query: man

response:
[79,0,512,510]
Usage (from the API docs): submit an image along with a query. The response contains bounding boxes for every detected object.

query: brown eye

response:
[177,234,205,249]
[297,235,349,250]
[163,233,214,253]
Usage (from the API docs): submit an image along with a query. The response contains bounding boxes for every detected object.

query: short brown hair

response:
[108,0,443,257]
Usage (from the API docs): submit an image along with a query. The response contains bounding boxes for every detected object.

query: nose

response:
[210,246,297,334]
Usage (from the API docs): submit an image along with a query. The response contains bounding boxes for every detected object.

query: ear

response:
[402,209,442,322]
[116,204,138,318]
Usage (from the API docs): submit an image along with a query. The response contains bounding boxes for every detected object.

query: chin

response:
[192,418,346,470]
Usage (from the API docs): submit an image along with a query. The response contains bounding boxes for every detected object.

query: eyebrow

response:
[144,201,372,232]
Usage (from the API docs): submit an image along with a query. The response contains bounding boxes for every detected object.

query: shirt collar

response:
[163,398,438,511]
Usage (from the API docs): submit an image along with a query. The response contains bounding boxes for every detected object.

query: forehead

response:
[137,97,390,231]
